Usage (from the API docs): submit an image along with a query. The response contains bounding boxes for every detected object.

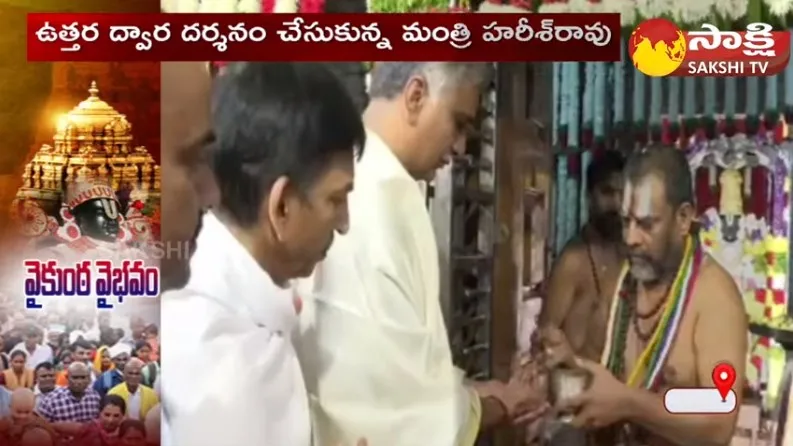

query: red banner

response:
[28,13,621,62]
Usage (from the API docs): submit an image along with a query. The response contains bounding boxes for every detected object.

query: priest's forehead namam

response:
[621,146,694,222]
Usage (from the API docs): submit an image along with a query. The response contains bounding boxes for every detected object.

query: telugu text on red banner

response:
[27,13,621,62]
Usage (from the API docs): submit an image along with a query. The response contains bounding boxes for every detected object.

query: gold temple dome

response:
[14,81,160,219]
[55,81,132,142]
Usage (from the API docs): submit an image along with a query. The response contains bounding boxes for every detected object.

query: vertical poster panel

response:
[0,1,161,444]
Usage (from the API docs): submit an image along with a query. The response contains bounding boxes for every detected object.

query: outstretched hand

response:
[503,353,550,423]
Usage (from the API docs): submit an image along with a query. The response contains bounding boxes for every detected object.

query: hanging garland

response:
[370,0,469,12]
[161,0,260,12]
[368,0,793,30]
[161,0,323,15]
[535,0,793,28]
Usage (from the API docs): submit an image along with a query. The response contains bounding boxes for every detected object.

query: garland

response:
[602,236,702,389]
[534,0,793,28]
[161,0,260,12]
[161,0,793,28]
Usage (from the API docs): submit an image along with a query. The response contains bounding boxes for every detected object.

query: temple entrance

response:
[429,62,553,446]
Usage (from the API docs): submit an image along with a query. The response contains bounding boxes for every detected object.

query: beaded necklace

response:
[600,236,702,389]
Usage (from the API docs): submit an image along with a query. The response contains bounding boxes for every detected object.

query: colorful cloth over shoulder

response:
[600,236,704,390]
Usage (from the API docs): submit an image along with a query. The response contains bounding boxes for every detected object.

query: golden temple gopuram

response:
[15,81,160,216]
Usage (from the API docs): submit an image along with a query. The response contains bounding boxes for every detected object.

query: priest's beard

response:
[629,241,684,286]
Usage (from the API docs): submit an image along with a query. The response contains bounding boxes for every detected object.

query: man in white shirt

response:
[160,62,220,292]
[162,62,365,446]
[13,325,53,369]
[297,63,547,446]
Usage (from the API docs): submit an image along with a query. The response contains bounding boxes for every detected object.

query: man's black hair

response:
[101,394,127,413]
[624,144,694,209]
[211,62,366,227]
[134,340,152,355]
[587,150,625,193]
[34,361,53,373]
[25,324,43,338]
[70,339,92,352]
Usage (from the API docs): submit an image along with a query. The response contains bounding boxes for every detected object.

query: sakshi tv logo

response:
[629,18,791,77]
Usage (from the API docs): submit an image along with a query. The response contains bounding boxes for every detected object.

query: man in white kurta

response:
[298,62,549,446]
[298,129,480,445]
[161,61,365,446]
[161,212,310,446]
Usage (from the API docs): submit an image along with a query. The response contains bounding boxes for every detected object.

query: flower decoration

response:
[131,200,145,211]
[150,206,161,227]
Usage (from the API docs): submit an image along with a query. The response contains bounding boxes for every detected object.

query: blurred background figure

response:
[0,292,161,444]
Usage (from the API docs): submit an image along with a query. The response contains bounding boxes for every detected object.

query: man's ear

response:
[402,75,428,126]
[263,176,290,242]
[676,202,695,236]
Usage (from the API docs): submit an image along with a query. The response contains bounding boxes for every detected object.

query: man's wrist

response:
[618,383,639,422]
[481,396,509,427]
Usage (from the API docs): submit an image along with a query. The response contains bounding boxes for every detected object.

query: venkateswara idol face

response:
[72,198,120,242]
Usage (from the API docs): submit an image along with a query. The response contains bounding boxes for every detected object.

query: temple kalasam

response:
[13,81,160,219]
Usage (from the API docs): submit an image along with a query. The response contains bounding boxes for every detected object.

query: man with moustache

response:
[540,150,626,362]
[162,62,364,446]
[160,62,219,291]
[553,146,746,446]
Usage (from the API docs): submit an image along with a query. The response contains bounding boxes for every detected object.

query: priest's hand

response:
[557,358,631,429]
[537,326,576,369]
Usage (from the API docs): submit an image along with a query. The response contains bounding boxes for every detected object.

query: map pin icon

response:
[711,363,736,401]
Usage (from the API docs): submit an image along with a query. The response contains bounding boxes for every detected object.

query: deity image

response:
[689,135,792,402]
[689,137,778,299]
[9,80,160,259]
[30,179,148,264]
[68,181,120,243]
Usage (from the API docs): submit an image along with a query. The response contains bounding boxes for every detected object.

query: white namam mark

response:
[634,180,654,218]
[622,180,634,215]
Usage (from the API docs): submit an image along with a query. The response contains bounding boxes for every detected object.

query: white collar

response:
[361,129,416,184]
[186,212,296,333]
